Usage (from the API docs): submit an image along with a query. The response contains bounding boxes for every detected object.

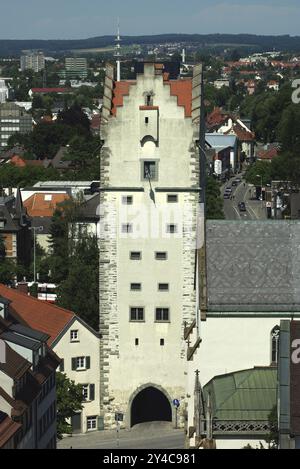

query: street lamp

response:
[29,226,43,284]
[256,174,263,209]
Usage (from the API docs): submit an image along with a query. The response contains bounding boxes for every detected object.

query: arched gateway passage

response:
[130,386,172,427]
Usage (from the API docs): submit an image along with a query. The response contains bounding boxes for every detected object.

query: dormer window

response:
[0,297,10,319]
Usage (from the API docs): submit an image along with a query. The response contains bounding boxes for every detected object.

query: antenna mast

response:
[115,19,122,81]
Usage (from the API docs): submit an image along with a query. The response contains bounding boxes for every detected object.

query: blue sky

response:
[1,0,300,39]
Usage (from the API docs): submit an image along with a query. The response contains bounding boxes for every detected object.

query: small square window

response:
[167,194,178,203]
[130,251,142,260]
[70,330,79,342]
[155,308,169,322]
[122,196,133,205]
[166,224,177,234]
[121,223,133,233]
[143,161,158,181]
[158,283,169,291]
[131,283,142,291]
[160,339,165,346]
[135,338,139,346]
[155,252,167,260]
[130,307,144,322]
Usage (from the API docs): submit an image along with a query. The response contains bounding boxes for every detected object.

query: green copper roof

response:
[203,367,277,421]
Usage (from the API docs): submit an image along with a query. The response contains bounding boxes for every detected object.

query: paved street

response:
[222,176,267,221]
[57,422,185,450]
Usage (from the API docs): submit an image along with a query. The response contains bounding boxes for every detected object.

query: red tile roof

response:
[206,107,230,128]
[231,124,255,142]
[0,285,74,346]
[257,146,279,160]
[165,79,192,117]
[10,155,44,168]
[111,79,192,118]
[111,81,135,116]
[23,193,70,217]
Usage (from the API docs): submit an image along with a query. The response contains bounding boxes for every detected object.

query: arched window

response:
[271,325,280,365]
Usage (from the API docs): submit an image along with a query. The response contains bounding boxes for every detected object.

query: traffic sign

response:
[173,399,180,408]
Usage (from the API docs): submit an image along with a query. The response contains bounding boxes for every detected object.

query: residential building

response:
[69,193,100,242]
[0,292,60,449]
[267,80,280,91]
[20,51,45,73]
[256,143,280,162]
[205,133,238,174]
[0,284,101,434]
[99,62,204,428]
[0,80,8,104]
[0,189,31,267]
[23,192,70,253]
[0,102,32,149]
[213,79,230,89]
[59,58,88,80]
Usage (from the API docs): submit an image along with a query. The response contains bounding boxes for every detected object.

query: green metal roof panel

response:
[204,367,277,422]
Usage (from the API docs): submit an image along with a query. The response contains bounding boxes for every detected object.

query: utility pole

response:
[29,226,43,283]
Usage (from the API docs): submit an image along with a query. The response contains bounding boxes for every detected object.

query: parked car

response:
[238,202,246,212]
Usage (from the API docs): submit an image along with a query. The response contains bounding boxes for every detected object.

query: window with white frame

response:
[70,330,79,342]
[72,356,91,371]
[87,416,97,431]
[76,357,86,369]
[82,385,89,401]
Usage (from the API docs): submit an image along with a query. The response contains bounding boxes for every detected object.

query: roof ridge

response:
[0,284,75,318]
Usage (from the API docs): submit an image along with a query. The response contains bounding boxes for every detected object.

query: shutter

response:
[86,356,91,369]
[60,359,64,372]
[72,358,77,370]
[89,384,95,401]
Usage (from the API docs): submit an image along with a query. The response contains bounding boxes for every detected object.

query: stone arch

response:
[127,383,174,428]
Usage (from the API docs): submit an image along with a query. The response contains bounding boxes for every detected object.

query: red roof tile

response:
[206,107,230,128]
[0,285,74,346]
[165,79,192,118]
[111,81,135,116]
[257,147,279,160]
[111,78,192,118]
[24,193,70,217]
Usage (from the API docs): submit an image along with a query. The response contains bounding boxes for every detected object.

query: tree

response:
[245,160,272,186]
[265,405,279,449]
[206,177,225,220]
[56,372,84,439]
[56,234,99,330]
